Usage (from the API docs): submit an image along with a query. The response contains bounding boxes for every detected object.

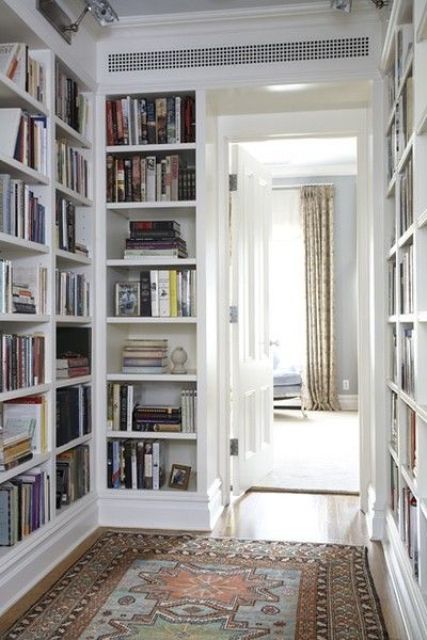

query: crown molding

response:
[110,1,379,31]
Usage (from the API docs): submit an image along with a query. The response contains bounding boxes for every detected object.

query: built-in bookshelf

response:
[103,91,198,498]
[0,30,95,562]
[383,0,427,629]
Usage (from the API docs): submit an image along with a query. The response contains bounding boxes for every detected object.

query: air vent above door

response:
[107,36,369,73]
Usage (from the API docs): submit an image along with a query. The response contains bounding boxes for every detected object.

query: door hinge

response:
[230,438,239,456]
[229,174,238,191]
[229,305,238,323]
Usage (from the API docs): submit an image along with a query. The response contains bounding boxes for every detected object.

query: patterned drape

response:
[300,185,340,411]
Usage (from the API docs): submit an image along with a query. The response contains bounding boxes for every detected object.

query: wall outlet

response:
[342,379,350,391]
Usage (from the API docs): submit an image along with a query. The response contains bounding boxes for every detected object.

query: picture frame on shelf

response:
[168,463,191,490]
[115,281,140,316]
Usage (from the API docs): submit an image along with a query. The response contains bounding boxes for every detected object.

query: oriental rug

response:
[4,531,388,639]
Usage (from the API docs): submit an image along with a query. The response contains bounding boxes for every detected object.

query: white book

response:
[131,441,137,489]
[158,270,170,317]
[127,384,134,431]
[0,108,22,158]
[146,156,156,201]
[150,269,159,317]
[152,440,162,490]
[175,96,181,143]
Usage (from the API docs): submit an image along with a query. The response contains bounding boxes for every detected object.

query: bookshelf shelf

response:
[389,444,399,465]
[56,315,92,325]
[107,258,196,268]
[401,464,418,495]
[388,243,397,258]
[106,430,196,441]
[0,71,48,116]
[388,315,397,323]
[398,223,415,247]
[416,1,427,42]
[55,375,92,388]
[55,182,92,207]
[107,372,197,382]
[417,208,427,229]
[106,143,196,154]
[55,249,92,265]
[54,115,91,149]
[0,313,49,322]
[0,233,48,255]
[107,316,197,325]
[387,174,397,198]
[0,153,49,184]
[0,384,50,403]
[103,475,198,498]
[107,201,196,211]
[55,491,95,517]
[55,433,92,456]
[0,453,50,485]
[387,379,400,394]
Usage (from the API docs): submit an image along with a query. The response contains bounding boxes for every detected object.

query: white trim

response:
[383,513,427,639]
[338,394,359,411]
[216,109,370,512]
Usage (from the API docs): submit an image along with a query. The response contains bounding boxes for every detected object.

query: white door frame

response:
[216,107,372,512]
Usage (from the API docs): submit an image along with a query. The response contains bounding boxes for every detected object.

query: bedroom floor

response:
[254,410,359,493]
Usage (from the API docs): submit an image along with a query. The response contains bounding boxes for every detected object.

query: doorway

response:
[213,88,372,511]
[232,137,360,494]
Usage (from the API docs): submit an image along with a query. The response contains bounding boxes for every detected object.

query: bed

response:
[273,366,305,415]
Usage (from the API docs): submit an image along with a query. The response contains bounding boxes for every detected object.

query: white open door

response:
[230,145,273,495]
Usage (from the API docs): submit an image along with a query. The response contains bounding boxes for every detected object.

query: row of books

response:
[399,156,413,237]
[401,327,414,396]
[0,174,46,244]
[122,338,168,375]
[106,94,195,146]
[0,333,45,392]
[0,42,45,104]
[0,261,47,315]
[107,439,165,490]
[106,154,196,203]
[388,261,396,316]
[55,195,89,256]
[56,354,90,380]
[56,444,90,509]
[56,383,91,448]
[56,140,89,197]
[107,385,197,433]
[0,467,50,546]
[401,485,418,578]
[55,64,90,137]
[55,269,90,317]
[399,245,413,315]
[0,109,47,174]
[115,270,196,318]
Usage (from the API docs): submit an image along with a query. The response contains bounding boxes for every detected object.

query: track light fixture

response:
[37,0,119,44]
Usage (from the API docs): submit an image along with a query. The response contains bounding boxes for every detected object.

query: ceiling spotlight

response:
[37,0,119,44]
[330,0,352,12]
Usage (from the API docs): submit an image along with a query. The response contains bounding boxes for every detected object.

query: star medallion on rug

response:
[3,531,389,639]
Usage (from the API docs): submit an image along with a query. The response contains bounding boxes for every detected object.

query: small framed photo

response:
[115,281,140,317]
[168,464,191,490]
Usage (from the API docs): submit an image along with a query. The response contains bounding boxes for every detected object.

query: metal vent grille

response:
[108,37,369,73]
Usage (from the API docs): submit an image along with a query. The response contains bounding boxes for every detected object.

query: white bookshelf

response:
[101,90,199,504]
[382,0,427,634]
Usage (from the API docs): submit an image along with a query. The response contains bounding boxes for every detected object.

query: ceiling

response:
[107,0,329,18]
[239,137,357,178]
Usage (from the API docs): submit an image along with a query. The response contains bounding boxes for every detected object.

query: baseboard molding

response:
[98,480,224,531]
[382,513,427,639]
[338,394,358,411]
[0,494,98,616]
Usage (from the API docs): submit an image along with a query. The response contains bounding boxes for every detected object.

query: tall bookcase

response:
[98,90,201,512]
[383,0,427,631]
[0,5,96,612]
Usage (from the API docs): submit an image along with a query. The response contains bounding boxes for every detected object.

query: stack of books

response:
[56,353,90,379]
[133,405,181,432]
[0,418,35,471]
[122,338,168,374]
[124,219,187,259]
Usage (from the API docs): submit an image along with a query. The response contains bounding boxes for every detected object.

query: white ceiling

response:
[108,0,328,18]
[239,137,357,178]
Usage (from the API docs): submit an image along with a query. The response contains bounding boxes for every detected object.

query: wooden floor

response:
[0,492,407,639]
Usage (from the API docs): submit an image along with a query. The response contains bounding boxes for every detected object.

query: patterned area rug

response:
[4,531,388,639]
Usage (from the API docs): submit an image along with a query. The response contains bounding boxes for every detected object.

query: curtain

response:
[300,185,340,411]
